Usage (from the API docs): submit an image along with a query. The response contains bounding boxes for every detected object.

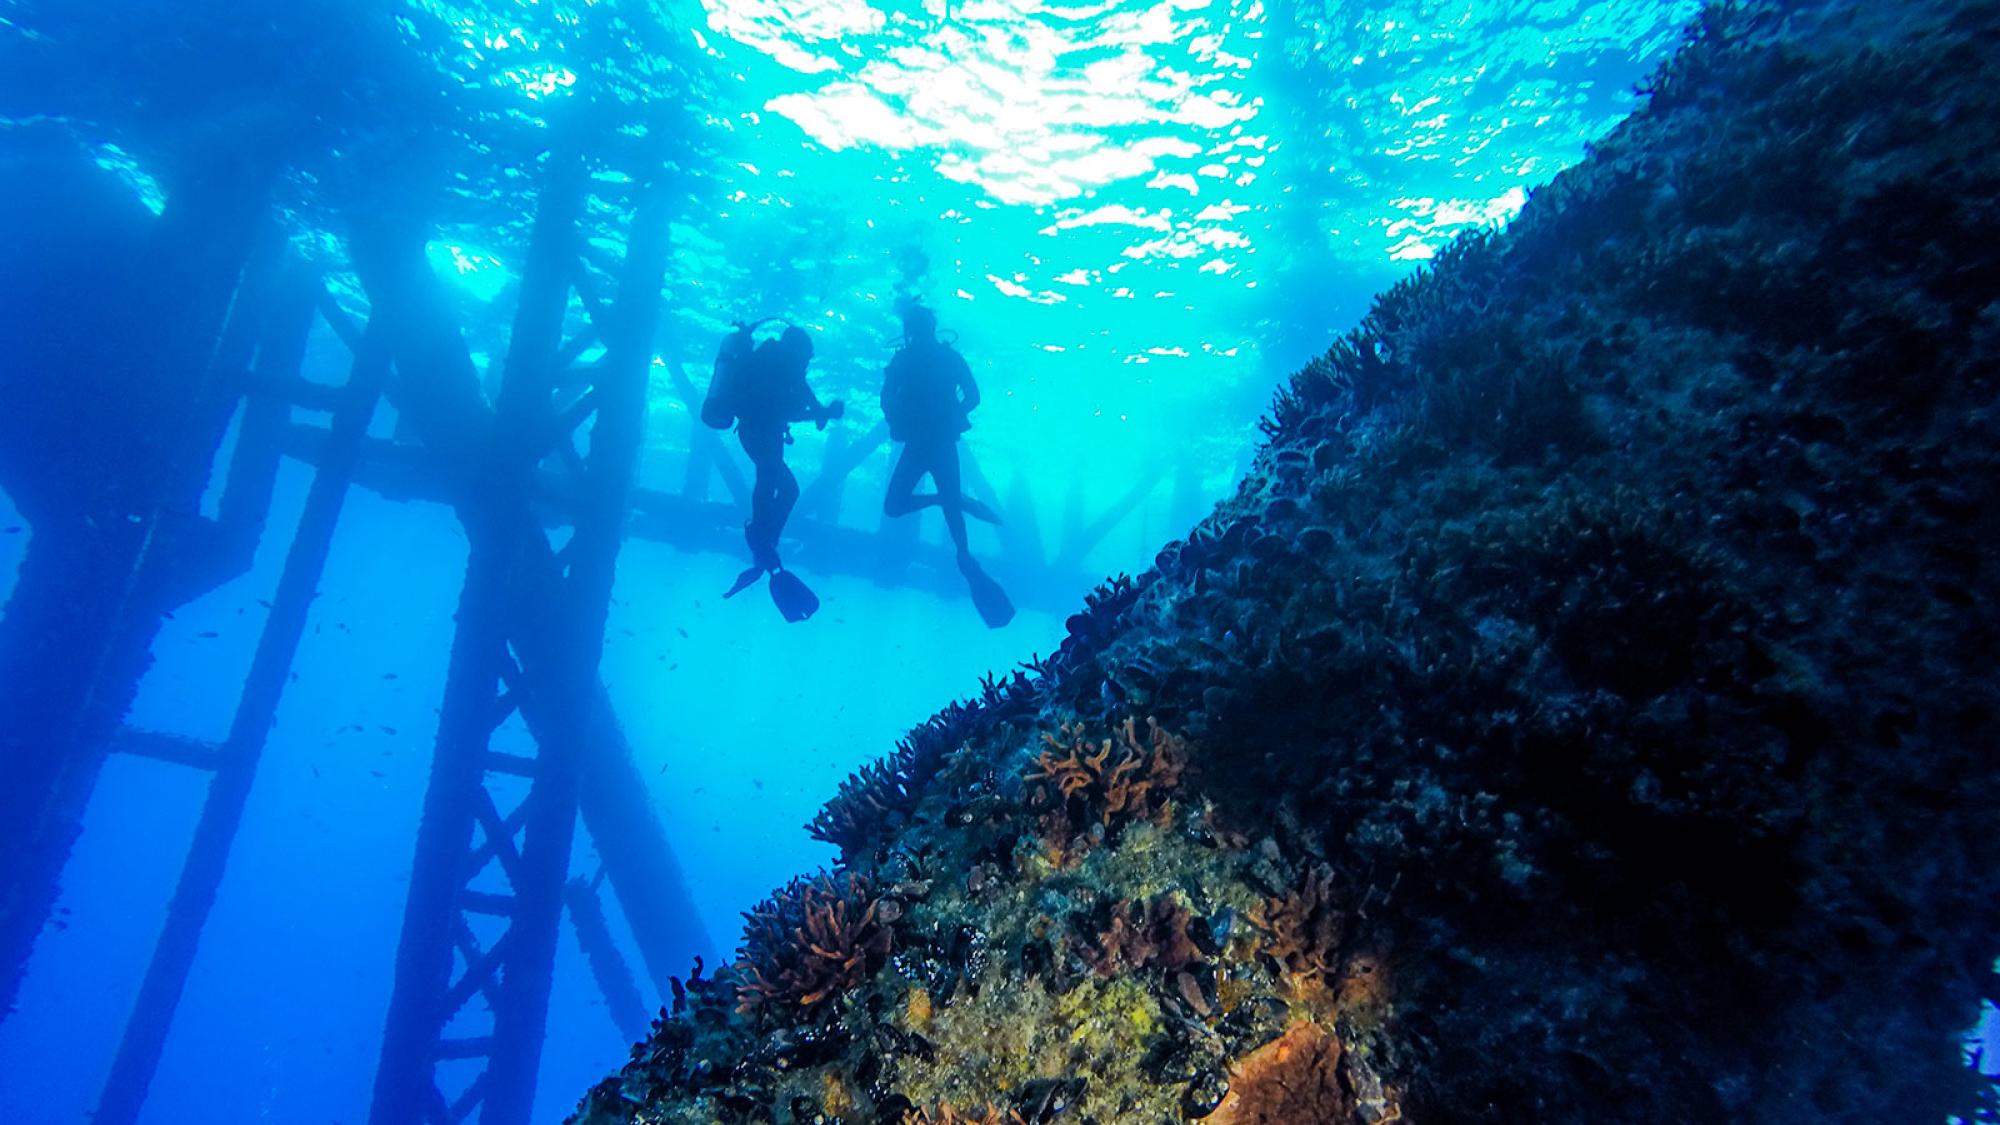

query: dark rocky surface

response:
[575,2,2000,1120]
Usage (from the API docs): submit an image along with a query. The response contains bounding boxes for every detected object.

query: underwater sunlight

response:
[3,0,1995,1123]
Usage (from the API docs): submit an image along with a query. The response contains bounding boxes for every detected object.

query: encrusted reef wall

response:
[577,2,2000,1122]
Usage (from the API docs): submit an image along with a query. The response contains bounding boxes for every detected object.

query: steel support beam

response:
[343,178,710,1059]
[366,121,591,1123]
[95,311,392,1125]
[0,157,272,1019]
[369,103,683,1125]
[278,427,1095,616]
[563,876,650,1045]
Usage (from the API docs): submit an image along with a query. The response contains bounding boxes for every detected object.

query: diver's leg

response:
[882,443,930,517]
[770,459,800,545]
[898,490,997,522]
[958,495,1001,524]
[740,432,767,531]
[887,444,998,524]
[930,442,972,562]
[740,429,783,567]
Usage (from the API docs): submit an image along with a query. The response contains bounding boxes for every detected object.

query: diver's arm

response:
[956,357,981,414]
[881,355,904,418]
[807,396,846,428]
[794,371,844,428]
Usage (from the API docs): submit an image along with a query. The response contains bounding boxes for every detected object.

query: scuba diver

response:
[880,304,1014,628]
[702,320,844,621]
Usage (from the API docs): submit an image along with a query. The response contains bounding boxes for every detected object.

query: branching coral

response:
[810,659,1072,863]
[1249,863,1345,1001]
[735,872,894,1019]
[810,577,1159,861]
[808,752,922,855]
[1081,893,1207,976]
[1024,717,1186,853]
[808,720,960,858]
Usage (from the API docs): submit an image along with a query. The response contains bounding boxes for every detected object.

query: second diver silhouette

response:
[880,304,1014,628]
[702,320,843,622]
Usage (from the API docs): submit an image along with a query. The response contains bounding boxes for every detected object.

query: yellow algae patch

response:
[904,986,934,1032]
[819,1070,853,1118]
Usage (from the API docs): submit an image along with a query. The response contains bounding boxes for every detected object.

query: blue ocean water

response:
[0,0,1735,1121]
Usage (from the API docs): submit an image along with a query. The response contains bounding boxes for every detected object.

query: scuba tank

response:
[701,318,774,430]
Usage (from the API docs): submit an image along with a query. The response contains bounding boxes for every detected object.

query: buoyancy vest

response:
[882,340,971,443]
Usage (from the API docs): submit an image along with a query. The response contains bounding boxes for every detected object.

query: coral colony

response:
[576,2,2000,1120]
[575,2,2000,1122]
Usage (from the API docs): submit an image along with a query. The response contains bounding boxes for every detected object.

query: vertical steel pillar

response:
[469,113,595,1125]
[95,308,392,1125]
[366,122,587,1121]
[0,156,270,1019]
[563,876,651,1045]
[368,103,675,1125]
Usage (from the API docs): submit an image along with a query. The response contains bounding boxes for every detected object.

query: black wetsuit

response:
[881,336,979,559]
[736,340,828,566]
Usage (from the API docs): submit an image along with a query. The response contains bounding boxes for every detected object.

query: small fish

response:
[381,672,398,680]
[676,627,689,639]
[369,770,386,778]
[3,526,20,533]
[311,766,321,778]
[378,725,398,735]
[196,630,219,639]
[257,599,273,609]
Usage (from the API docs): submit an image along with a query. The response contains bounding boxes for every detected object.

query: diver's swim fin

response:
[960,561,1015,629]
[768,568,820,623]
[722,565,766,599]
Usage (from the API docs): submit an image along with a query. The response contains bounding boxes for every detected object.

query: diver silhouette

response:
[702,320,843,620]
[881,305,1014,628]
